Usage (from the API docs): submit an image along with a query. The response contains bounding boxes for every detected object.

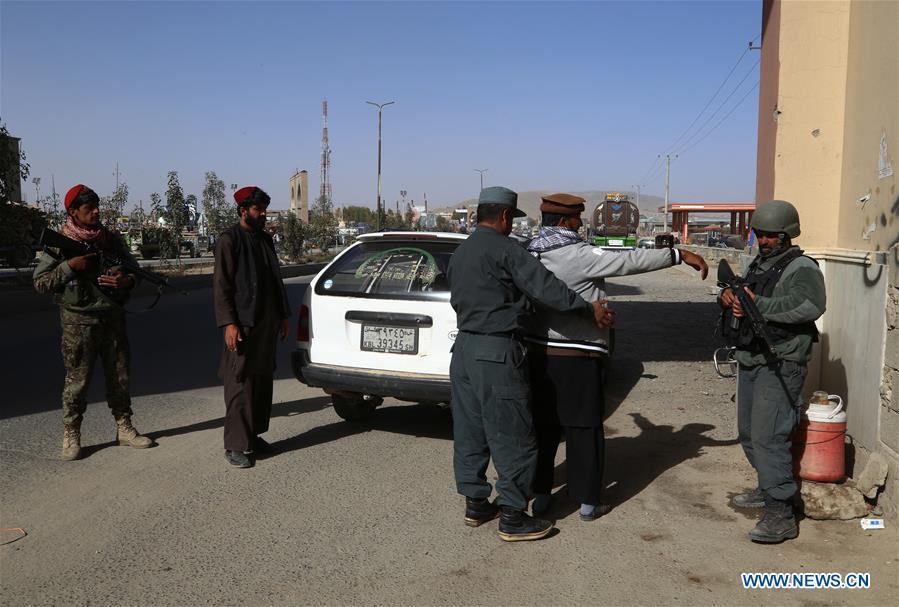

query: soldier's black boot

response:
[497,507,553,542]
[464,497,499,527]
[749,495,798,543]
[732,487,765,509]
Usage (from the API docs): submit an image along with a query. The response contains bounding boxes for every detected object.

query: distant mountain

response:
[443,190,665,220]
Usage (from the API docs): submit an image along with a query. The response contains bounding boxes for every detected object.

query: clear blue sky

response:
[2,0,762,211]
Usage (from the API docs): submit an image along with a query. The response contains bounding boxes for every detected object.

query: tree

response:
[278,211,306,262]
[185,193,198,230]
[202,170,237,236]
[149,192,163,223]
[130,203,147,228]
[436,215,451,232]
[165,171,188,232]
[309,195,338,253]
[383,209,408,231]
[0,119,29,203]
[162,172,189,264]
[100,182,128,230]
[342,205,376,225]
[46,186,63,228]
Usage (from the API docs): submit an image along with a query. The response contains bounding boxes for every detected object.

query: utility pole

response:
[631,184,642,209]
[663,154,676,233]
[32,177,41,207]
[114,162,120,190]
[366,100,395,231]
[474,168,488,192]
[51,175,59,224]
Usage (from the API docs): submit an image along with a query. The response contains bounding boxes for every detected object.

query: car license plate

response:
[361,324,418,354]
[608,239,624,246]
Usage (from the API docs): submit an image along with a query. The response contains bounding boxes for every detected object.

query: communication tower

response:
[320,100,331,203]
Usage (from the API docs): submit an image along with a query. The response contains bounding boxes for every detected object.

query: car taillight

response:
[297,304,310,342]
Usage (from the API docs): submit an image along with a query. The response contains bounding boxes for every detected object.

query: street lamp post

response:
[366,100,395,231]
[474,168,488,192]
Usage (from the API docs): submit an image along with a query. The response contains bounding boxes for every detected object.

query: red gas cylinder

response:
[793,393,846,482]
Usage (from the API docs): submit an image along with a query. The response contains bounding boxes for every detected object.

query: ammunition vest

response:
[721,248,819,353]
[58,232,132,311]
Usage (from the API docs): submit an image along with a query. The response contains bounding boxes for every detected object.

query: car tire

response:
[332,394,382,422]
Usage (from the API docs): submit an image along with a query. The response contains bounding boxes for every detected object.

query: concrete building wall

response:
[289,170,309,224]
[761,0,898,518]
[837,0,898,252]
[755,0,781,205]
[771,0,851,249]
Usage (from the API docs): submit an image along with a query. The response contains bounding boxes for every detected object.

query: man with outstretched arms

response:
[526,193,707,522]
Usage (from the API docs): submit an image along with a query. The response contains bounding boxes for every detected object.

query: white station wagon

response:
[291,232,466,421]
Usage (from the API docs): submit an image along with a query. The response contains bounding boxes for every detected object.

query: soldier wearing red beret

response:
[33,184,155,460]
[213,186,291,468]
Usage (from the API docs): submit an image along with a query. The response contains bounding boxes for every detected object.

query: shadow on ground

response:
[74,397,454,462]
[545,412,739,520]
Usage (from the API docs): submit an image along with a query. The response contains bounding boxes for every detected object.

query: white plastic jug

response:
[804,391,846,424]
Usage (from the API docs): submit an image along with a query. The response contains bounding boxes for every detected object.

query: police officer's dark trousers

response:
[450,332,536,511]
[737,360,807,501]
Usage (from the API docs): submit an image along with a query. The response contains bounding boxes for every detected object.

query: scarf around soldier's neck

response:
[63,215,104,244]
[527,225,583,254]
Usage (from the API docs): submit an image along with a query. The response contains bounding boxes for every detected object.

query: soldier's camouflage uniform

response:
[33,232,138,425]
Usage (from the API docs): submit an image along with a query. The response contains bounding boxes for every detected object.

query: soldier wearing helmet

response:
[720,199,826,544]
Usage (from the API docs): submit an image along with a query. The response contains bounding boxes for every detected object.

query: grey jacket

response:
[527,242,680,354]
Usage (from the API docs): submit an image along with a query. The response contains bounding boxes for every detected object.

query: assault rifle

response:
[38,227,187,306]
[717,259,777,356]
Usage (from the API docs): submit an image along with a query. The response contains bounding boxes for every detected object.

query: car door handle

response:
[345,311,433,328]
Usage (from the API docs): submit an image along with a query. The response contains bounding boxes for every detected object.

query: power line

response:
[639,34,761,185]
[663,46,753,154]
[671,58,760,156]
[676,80,760,156]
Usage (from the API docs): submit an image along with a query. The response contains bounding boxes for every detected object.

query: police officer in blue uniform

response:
[721,200,826,543]
[447,186,613,542]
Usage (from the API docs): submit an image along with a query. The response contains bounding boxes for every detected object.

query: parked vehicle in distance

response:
[0,201,45,267]
[637,237,655,249]
[136,227,209,259]
[292,232,464,421]
[590,192,640,250]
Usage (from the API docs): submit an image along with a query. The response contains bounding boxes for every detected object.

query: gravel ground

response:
[1,267,896,606]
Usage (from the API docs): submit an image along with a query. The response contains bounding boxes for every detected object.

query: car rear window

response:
[314,240,459,301]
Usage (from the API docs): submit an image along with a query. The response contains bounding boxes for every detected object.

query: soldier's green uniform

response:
[722,200,826,543]
[33,183,154,461]
[447,189,595,513]
[33,231,138,425]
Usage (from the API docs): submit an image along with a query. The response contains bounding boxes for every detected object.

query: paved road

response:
[1,268,896,606]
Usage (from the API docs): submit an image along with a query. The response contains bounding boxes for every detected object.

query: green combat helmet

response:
[751,199,801,237]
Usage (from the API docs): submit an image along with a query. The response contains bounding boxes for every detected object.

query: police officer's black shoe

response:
[225,450,254,469]
[497,507,553,542]
[464,497,500,527]
[732,488,765,509]
[749,497,798,543]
